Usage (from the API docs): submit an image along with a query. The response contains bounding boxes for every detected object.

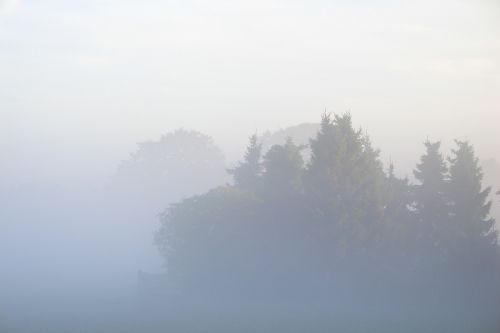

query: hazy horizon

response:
[1,1,499,332]
[1,0,499,189]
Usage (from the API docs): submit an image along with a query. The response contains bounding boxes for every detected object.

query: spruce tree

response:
[262,137,304,198]
[381,163,414,266]
[228,134,263,190]
[447,140,497,266]
[304,113,385,256]
[412,141,449,263]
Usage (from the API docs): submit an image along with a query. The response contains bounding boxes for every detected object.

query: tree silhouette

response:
[228,134,263,190]
[154,114,500,319]
[262,137,304,198]
[304,113,386,257]
[112,129,227,210]
[412,140,449,264]
[447,140,497,267]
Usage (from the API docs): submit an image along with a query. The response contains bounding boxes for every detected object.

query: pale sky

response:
[0,0,499,187]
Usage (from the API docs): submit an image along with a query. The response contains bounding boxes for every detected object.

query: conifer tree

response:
[381,163,414,262]
[412,141,449,262]
[262,137,304,197]
[447,140,497,265]
[228,134,263,190]
[304,113,385,255]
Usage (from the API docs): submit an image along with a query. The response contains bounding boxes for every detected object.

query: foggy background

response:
[1,0,499,186]
[0,0,499,332]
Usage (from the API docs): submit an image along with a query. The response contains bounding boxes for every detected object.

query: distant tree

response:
[447,140,498,266]
[260,123,319,162]
[262,137,304,198]
[228,134,263,190]
[379,163,415,268]
[383,163,412,226]
[111,129,227,210]
[412,141,449,264]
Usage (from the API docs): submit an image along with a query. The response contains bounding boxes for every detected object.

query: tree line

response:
[155,113,499,304]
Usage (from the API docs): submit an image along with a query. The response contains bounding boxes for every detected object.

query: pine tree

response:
[447,140,497,266]
[228,134,263,190]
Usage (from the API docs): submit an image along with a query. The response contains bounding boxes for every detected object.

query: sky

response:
[0,0,499,187]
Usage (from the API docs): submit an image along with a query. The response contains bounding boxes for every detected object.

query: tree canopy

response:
[155,114,499,308]
[111,129,228,210]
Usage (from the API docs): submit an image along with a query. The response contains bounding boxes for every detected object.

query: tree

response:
[154,114,500,315]
[155,186,261,295]
[379,163,415,268]
[304,113,386,258]
[260,123,319,163]
[111,129,227,210]
[447,140,497,266]
[228,134,263,190]
[262,137,304,198]
[384,163,412,227]
[108,130,228,271]
[412,141,449,264]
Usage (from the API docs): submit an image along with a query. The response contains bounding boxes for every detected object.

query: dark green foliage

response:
[447,140,497,267]
[155,186,261,293]
[379,163,416,267]
[259,123,319,162]
[155,113,499,312]
[227,134,263,190]
[262,137,304,198]
[412,141,450,264]
[304,113,386,256]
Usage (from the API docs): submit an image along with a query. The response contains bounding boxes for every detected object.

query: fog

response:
[1,0,500,332]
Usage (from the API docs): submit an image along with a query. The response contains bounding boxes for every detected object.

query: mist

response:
[1,0,500,332]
